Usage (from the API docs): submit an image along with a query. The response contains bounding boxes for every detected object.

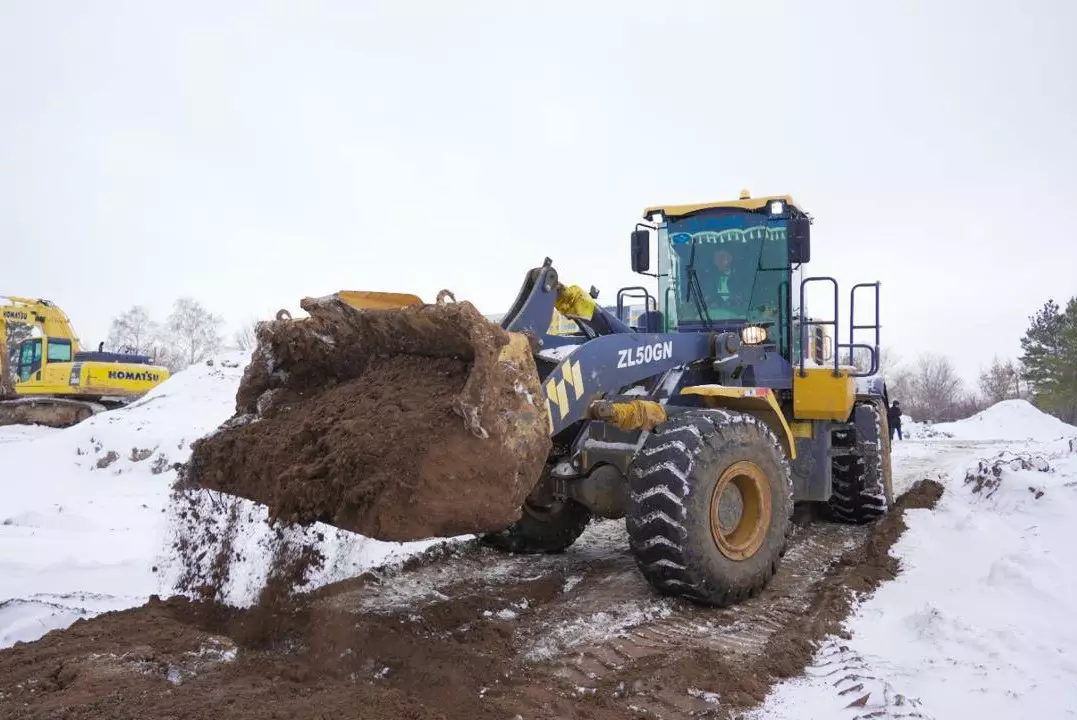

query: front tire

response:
[626,409,793,606]
[481,499,591,554]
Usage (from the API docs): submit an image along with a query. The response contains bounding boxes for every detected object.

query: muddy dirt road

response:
[0,474,943,720]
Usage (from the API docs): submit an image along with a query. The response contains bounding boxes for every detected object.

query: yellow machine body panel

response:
[678,385,797,460]
[792,367,856,422]
[12,337,169,400]
[334,290,424,311]
[644,192,799,221]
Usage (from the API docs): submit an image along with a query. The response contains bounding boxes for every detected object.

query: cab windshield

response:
[659,211,789,327]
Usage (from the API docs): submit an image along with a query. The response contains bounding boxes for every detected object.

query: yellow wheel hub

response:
[709,461,772,561]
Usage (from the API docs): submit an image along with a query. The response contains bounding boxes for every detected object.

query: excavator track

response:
[0,396,106,428]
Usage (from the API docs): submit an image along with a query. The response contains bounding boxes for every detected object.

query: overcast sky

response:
[2,0,1074,384]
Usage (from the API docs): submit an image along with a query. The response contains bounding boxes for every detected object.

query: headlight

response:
[769,200,784,215]
[741,325,767,345]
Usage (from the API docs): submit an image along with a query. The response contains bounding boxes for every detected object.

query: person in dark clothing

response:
[887,400,903,441]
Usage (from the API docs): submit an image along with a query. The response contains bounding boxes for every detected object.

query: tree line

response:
[4,296,258,379]
[848,295,1077,425]
[105,298,230,372]
[106,299,259,372]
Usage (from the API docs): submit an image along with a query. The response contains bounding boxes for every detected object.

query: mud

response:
[0,480,944,720]
[180,295,551,543]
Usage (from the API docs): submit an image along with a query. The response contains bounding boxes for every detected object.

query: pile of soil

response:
[180,294,551,543]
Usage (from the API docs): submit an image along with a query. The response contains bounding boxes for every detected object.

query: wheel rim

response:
[709,461,772,561]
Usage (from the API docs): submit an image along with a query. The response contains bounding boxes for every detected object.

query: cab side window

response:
[47,339,72,362]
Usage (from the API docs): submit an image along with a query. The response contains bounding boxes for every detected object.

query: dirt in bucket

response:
[178,295,551,544]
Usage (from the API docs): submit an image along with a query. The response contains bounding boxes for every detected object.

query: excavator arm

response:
[0,296,83,350]
[1,296,84,400]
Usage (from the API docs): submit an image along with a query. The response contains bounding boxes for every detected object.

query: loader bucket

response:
[179,291,552,543]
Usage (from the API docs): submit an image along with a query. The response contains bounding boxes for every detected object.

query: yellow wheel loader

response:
[185,190,893,607]
[1,296,171,428]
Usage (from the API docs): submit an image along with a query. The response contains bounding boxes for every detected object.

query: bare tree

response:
[232,319,258,351]
[951,389,988,419]
[877,346,902,376]
[913,353,966,421]
[161,297,224,371]
[840,345,901,377]
[106,305,158,355]
[978,356,1022,404]
[887,353,973,422]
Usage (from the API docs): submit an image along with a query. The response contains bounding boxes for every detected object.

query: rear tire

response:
[626,409,793,606]
[481,499,591,554]
[828,400,894,524]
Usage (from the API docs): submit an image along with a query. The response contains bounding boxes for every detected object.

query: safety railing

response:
[615,286,657,328]
[797,276,881,378]
[849,282,881,376]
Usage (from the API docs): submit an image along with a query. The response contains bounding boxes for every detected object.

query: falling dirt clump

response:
[179,295,551,543]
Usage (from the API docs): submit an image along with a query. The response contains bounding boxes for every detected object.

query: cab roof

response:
[643,192,800,222]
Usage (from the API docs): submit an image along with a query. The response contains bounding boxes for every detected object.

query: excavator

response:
[1,296,171,428]
[185,189,893,608]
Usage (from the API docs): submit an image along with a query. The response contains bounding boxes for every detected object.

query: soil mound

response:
[180,294,551,543]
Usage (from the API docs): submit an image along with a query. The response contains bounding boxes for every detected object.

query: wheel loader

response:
[1,296,171,427]
[185,190,892,607]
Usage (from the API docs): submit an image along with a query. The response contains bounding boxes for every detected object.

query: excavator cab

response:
[14,337,72,382]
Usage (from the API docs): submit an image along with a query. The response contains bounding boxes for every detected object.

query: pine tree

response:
[1019,297,1077,423]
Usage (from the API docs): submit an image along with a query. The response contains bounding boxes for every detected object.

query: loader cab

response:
[632,193,809,363]
[628,190,881,384]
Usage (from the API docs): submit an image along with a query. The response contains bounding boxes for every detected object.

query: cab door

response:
[16,339,42,382]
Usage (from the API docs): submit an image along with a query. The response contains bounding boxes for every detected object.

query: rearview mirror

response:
[631,230,650,273]
[789,216,811,264]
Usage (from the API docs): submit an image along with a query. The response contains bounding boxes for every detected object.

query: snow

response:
[0,351,449,648]
[536,344,580,362]
[932,399,1077,442]
[523,599,675,661]
[751,401,1077,719]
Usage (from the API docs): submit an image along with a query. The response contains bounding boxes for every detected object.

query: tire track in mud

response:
[315,501,894,718]
[538,522,866,683]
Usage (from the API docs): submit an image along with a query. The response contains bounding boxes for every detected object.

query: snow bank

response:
[898,415,943,440]
[0,351,449,648]
[933,399,1077,442]
[751,440,1077,719]
[900,401,1077,443]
